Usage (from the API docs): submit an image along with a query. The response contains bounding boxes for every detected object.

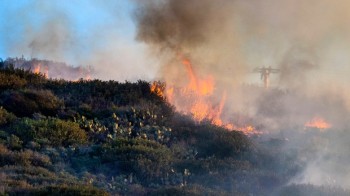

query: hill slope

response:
[0,60,348,195]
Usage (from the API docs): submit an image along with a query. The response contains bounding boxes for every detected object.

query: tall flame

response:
[182,59,214,96]
[152,55,261,135]
[151,81,165,97]
[166,86,174,103]
[31,63,49,78]
[32,64,41,74]
[180,57,220,123]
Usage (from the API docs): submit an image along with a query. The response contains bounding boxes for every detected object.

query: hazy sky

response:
[0,0,159,81]
[0,0,131,56]
[0,0,349,85]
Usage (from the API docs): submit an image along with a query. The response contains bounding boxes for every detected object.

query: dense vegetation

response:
[0,58,349,195]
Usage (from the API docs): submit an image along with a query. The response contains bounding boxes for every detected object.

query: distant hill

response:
[1,57,92,80]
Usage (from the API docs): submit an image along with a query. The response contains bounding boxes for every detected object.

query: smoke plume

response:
[133,0,350,190]
[133,0,247,85]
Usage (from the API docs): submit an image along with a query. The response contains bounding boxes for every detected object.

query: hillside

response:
[0,60,349,196]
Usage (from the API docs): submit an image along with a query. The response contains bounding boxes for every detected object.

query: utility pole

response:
[253,66,280,89]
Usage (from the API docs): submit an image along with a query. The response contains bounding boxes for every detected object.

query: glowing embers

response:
[305,117,331,130]
[234,125,262,135]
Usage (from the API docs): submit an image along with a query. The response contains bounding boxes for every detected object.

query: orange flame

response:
[32,64,41,74]
[305,117,331,130]
[235,125,263,135]
[179,57,220,123]
[210,91,227,126]
[223,123,262,135]
[190,100,210,122]
[182,59,214,96]
[151,54,261,135]
[32,63,49,78]
[151,81,165,97]
[166,86,174,103]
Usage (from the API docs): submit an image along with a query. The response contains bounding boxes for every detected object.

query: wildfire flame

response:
[180,57,222,123]
[32,64,41,74]
[166,87,174,103]
[24,61,92,81]
[31,63,49,78]
[182,59,214,96]
[151,81,165,97]
[151,55,261,135]
[235,125,263,135]
[305,117,331,130]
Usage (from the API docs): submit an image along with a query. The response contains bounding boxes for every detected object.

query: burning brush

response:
[151,55,262,135]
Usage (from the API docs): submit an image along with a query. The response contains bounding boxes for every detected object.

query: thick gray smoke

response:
[133,0,350,190]
[133,0,247,85]
[133,0,350,98]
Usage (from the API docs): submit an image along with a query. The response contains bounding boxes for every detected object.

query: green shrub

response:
[0,107,16,127]
[7,134,23,150]
[0,72,27,90]
[171,120,252,159]
[93,138,174,185]
[8,118,87,147]
[1,89,63,117]
[0,144,51,167]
